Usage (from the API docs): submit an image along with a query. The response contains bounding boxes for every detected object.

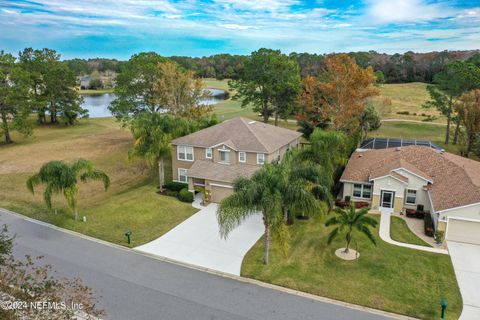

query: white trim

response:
[177,145,194,162]
[257,153,265,165]
[369,174,408,185]
[210,183,234,189]
[238,151,246,163]
[405,188,417,205]
[210,142,238,151]
[372,192,404,198]
[393,168,433,184]
[340,179,373,185]
[205,148,212,159]
[177,168,188,183]
[427,190,436,214]
[437,201,480,214]
[219,149,231,163]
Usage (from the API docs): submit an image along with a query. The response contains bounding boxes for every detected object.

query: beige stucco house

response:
[170,117,302,203]
[339,145,480,244]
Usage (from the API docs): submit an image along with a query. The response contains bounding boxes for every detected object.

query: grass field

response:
[390,216,432,247]
[371,82,444,123]
[79,88,114,95]
[241,214,461,320]
[0,118,197,246]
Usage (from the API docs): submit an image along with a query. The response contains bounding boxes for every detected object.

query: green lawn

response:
[371,82,444,123]
[79,88,114,95]
[241,214,461,320]
[0,118,197,247]
[203,78,231,91]
[390,216,432,247]
[370,121,463,155]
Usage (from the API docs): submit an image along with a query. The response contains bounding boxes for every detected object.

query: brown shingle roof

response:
[171,117,302,153]
[187,160,260,183]
[341,146,480,212]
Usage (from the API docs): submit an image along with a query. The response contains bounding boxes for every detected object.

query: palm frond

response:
[327,227,339,244]
[80,170,111,190]
[26,173,40,194]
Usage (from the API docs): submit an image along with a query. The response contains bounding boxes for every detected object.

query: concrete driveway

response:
[135,203,264,275]
[447,241,480,319]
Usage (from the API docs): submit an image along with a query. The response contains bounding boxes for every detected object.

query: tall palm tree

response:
[129,113,188,192]
[325,205,377,253]
[217,160,320,265]
[277,150,323,223]
[27,159,110,221]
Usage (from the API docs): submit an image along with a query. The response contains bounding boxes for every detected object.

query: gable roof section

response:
[187,160,260,183]
[341,146,480,212]
[171,117,302,153]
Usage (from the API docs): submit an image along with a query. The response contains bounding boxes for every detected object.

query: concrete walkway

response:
[135,197,264,275]
[447,241,480,320]
[379,209,448,254]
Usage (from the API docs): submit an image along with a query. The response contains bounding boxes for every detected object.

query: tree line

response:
[1,48,86,144]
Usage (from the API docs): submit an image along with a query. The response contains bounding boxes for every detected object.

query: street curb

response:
[0,208,417,320]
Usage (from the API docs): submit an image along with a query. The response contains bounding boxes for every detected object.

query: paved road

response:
[0,209,397,320]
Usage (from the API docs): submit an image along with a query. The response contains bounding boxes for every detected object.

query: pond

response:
[81,88,228,118]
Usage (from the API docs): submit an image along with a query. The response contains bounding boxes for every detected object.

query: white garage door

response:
[446,218,480,245]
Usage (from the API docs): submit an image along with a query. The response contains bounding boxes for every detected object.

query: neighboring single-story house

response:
[170,117,302,203]
[339,145,480,244]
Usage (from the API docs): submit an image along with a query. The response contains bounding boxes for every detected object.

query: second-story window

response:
[239,151,246,163]
[177,145,194,161]
[219,150,230,163]
[257,153,265,165]
[206,148,212,159]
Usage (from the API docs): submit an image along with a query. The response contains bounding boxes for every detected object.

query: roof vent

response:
[358,154,363,158]
[248,121,256,125]
[396,147,401,151]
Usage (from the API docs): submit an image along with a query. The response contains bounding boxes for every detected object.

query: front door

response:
[381,191,394,208]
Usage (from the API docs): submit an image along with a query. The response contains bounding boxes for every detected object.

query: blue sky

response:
[0,0,479,59]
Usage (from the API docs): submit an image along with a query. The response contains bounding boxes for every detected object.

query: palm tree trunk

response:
[74,208,79,221]
[158,158,165,192]
[263,213,270,265]
[274,111,279,126]
[344,231,352,253]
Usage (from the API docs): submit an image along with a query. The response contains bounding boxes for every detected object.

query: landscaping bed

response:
[390,216,432,247]
[241,214,461,319]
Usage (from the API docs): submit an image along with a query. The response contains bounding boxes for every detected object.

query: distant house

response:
[79,75,93,90]
[339,145,480,244]
[170,117,302,203]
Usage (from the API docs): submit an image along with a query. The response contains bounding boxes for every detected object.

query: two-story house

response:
[170,117,302,202]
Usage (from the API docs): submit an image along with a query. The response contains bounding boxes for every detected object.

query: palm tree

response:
[129,113,188,192]
[217,160,320,265]
[27,159,110,221]
[325,205,377,253]
[277,150,323,223]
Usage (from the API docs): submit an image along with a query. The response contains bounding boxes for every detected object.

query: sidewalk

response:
[379,210,448,255]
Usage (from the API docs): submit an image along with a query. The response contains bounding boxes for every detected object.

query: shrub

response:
[178,188,194,203]
[164,190,178,198]
[417,204,424,212]
[424,212,434,237]
[354,201,369,208]
[165,181,188,192]
[345,196,351,204]
[396,111,410,115]
[435,230,445,244]
[335,199,347,208]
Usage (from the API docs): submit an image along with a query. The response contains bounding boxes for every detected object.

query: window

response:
[178,168,188,183]
[177,146,194,161]
[353,184,372,199]
[257,153,265,165]
[219,150,230,163]
[205,148,212,159]
[239,151,246,163]
[406,189,417,205]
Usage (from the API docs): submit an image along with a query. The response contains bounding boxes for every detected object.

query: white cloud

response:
[213,0,299,12]
[218,23,256,30]
[365,0,455,24]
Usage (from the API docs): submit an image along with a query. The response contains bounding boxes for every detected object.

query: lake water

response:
[81,88,228,118]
